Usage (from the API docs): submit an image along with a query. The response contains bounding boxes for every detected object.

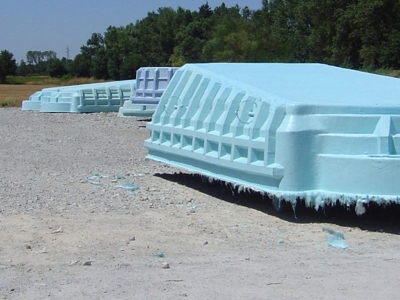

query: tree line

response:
[2,0,400,83]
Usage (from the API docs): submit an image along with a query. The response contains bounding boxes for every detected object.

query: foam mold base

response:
[145,63,400,215]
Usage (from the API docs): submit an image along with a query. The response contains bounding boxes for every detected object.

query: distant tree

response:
[198,2,213,19]
[81,33,109,79]
[25,50,58,74]
[47,58,67,77]
[91,47,109,79]
[119,53,144,79]
[43,50,57,61]
[262,0,270,11]
[172,4,215,63]
[68,54,91,77]
[268,0,347,64]
[26,50,57,64]
[202,4,264,62]
[0,50,17,83]
[168,47,186,66]
[334,0,400,69]
[69,0,400,76]
[26,50,44,65]
[16,60,31,76]
[134,9,174,67]
[267,0,400,69]
[104,26,124,80]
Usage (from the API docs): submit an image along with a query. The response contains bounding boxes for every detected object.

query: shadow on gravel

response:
[137,118,152,127]
[155,172,400,235]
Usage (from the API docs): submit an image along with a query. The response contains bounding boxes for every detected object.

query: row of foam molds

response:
[119,67,179,117]
[21,80,136,113]
[145,63,400,214]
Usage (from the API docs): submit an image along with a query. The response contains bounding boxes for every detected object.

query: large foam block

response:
[144,63,400,212]
[22,80,136,113]
[21,87,63,110]
[121,67,179,117]
[118,100,155,118]
[132,67,179,104]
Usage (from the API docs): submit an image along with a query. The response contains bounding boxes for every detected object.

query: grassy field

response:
[6,75,106,86]
[0,84,55,107]
[0,76,107,107]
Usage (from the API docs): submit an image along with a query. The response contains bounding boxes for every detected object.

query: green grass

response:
[372,68,400,78]
[1,97,17,107]
[6,75,53,85]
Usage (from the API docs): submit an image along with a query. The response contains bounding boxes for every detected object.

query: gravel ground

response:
[1,108,400,300]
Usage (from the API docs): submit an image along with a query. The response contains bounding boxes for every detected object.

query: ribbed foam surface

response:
[145,63,400,214]
[119,67,179,118]
[22,80,136,113]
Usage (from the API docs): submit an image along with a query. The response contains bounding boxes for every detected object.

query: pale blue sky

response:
[0,0,262,63]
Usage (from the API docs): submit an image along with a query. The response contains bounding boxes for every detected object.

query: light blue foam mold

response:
[119,67,179,118]
[144,63,400,214]
[22,80,136,113]
[21,87,63,110]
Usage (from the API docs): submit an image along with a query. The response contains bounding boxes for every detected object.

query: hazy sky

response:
[1,0,262,62]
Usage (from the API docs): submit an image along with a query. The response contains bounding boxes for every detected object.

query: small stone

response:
[83,261,92,266]
[26,245,32,250]
[129,236,136,242]
[204,241,208,245]
[161,262,170,269]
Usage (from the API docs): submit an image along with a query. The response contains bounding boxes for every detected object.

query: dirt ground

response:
[0,108,399,300]
[0,85,55,106]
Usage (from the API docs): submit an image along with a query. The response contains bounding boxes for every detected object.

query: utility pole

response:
[65,46,72,60]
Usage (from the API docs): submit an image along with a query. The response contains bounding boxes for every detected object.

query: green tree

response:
[172,3,215,63]
[103,24,142,80]
[202,4,262,62]
[16,60,31,76]
[379,29,400,69]
[250,8,284,62]
[267,0,400,69]
[262,0,270,11]
[104,26,124,80]
[0,50,17,84]
[118,24,145,79]
[26,50,57,74]
[91,47,109,79]
[133,7,180,67]
[81,33,109,79]
[341,0,400,69]
[69,54,91,77]
[26,50,44,65]
[71,0,400,76]
[120,53,144,79]
[47,58,68,78]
